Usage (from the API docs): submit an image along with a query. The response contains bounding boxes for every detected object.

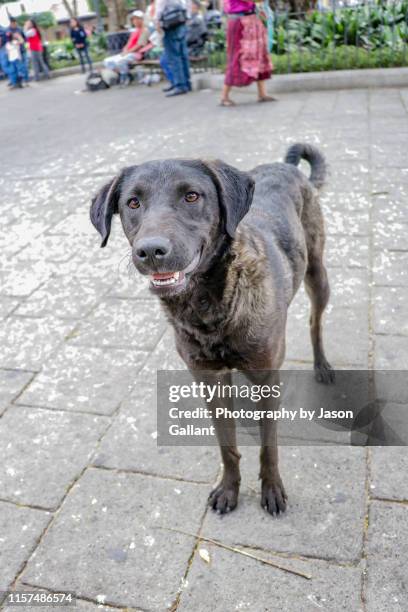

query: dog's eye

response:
[127,197,140,209]
[185,191,200,203]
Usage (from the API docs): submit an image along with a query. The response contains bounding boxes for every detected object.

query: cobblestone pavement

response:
[0,76,407,611]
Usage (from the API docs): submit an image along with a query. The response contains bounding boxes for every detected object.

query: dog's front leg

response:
[259,413,287,515]
[209,407,241,514]
[192,370,241,514]
[247,370,287,516]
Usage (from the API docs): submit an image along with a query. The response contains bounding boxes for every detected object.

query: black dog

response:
[90,143,334,515]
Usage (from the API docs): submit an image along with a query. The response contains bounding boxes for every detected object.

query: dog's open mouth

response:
[149,250,201,294]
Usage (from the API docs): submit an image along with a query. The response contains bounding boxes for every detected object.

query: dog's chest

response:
[163,292,254,368]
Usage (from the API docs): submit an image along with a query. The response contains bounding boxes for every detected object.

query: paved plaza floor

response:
[0,75,407,611]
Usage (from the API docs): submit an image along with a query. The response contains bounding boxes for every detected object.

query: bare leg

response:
[220,84,235,106]
[257,80,277,102]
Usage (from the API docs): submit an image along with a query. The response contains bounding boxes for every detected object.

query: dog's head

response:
[90,159,254,296]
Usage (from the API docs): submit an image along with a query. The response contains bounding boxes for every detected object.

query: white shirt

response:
[6,41,21,62]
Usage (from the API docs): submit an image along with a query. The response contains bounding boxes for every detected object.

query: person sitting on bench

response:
[103,11,149,85]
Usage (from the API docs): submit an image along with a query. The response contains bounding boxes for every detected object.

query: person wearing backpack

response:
[156,0,191,96]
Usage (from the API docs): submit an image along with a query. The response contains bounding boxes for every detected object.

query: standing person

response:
[221,0,275,106]
[7,18,29,85]
[156,0,191,96]
[6,32,26,89]
[0,26,10,84]
[69,18,93,73]
[24,19,50,81]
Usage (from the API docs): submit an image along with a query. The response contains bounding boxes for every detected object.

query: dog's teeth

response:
[151,276,177,286]
[150,271,182,287]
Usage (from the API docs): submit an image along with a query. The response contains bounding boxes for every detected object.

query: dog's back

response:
[240,144,327,303]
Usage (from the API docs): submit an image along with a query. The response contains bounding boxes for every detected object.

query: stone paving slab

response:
[15,276,114,320]
[15,236,82,266]
[370,448,408,501]
[373,287,408,336]
[94,383,218,483]
[325,209,369,237]
[373,221,408,252]
[3,594,113,612]
[178,543,362,612]
[374,335,408,370]
[373,251,408,287]
[18,345,148,416]
[0,405,109,509]
[70,299,166,351]
[136,331,185,385]
[107,273,154,300]
[286,304,369,366]
[202,446,366,563]
[0,297,19,319]
[0,317,74,371]
[366,501,408,612]
[372,194,408,224]
[0,369,34,416]
[0,261,52,298]
[0,501,50,591]
[325,234,369,269]
[21,468,209,610]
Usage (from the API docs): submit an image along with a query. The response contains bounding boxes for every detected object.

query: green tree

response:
[16,11,56,29]
[62,0,79,18]
[105,0,128,31]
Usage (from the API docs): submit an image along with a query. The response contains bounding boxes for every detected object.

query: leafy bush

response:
[272,45,408,73]
[47,35,108,70]
[206,1,408,73]
[273,0,408,54]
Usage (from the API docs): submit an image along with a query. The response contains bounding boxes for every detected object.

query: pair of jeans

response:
[77,46,92,72]
[159,52,174,85]
[19,51,29,82]
[8,59,26,85]
[163,24,191,91]
[0,46,9,81]
[104,53,136,77]
[30,50,49,80]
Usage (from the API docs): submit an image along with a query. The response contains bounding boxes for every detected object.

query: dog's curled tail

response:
[284,143,326,190]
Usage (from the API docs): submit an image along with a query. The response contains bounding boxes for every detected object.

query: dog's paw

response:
[314,358,335,384]
[208,482,239,514]
[261,479,287,516]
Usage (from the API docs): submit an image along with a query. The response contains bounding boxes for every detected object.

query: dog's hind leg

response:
[302,198,335,384]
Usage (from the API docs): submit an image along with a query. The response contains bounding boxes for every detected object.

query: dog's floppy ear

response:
[90,174,123,247]
[204,160,255,238]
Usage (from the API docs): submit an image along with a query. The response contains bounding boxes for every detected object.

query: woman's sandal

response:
[258,95,278,103]
[220,98,236,107]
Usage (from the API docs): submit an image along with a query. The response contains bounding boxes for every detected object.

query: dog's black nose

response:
[134,237,172,265]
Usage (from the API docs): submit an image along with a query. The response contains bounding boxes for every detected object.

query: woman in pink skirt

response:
[221,0,275,106]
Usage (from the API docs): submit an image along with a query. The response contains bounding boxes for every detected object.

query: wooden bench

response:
[129,55,208,76]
